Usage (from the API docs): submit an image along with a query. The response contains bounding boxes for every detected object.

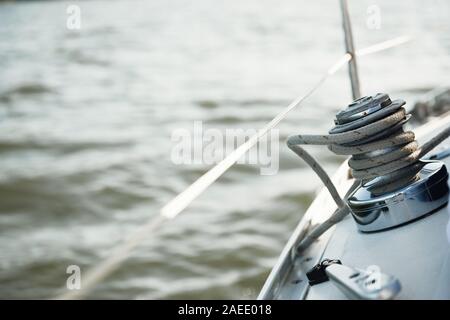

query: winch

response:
[336,94,449,232]
[287,93,449,234]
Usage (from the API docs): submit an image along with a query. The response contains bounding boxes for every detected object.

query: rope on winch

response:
[289,93,450,253]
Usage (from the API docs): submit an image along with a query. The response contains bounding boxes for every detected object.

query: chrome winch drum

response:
[337,94,450,232]
[348,160,449,232]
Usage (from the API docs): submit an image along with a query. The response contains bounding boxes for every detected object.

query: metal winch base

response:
[348,160,449,232]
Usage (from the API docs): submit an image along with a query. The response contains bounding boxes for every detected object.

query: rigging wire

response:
[56,36,412,300]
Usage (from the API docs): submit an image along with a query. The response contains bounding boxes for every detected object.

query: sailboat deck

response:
[259,113,450,300]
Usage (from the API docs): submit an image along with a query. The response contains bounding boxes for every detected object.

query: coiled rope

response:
[289,93,450,252]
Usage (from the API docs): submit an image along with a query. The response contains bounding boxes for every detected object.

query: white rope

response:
[56,36,412,300]
[356,36,412,57]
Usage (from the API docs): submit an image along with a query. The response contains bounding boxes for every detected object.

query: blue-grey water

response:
[0,0,449,299]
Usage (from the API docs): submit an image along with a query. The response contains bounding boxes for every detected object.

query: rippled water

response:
[0,0,449,299]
